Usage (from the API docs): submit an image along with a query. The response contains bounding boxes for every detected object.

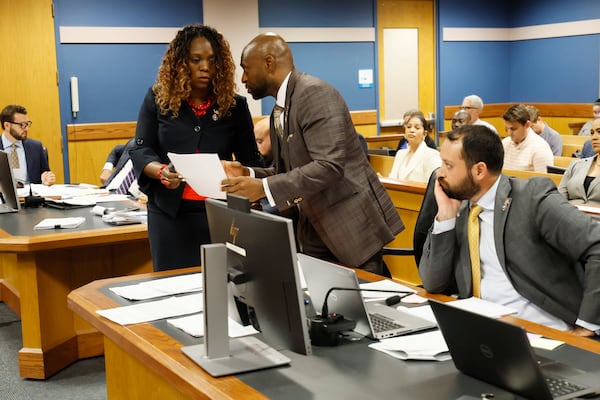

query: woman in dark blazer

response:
[130,25,262,271]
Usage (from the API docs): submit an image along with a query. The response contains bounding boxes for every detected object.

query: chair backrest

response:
[413,168,438,265]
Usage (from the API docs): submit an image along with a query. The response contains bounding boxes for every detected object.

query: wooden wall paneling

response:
[0,0,63,183]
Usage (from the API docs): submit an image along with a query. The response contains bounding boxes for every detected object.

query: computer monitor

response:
[181,195,311,376]
[0,150,20,213]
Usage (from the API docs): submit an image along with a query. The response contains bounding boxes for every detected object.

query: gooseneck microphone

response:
[23,181,45,208]
[320,287,413,318]
[309,287,413,347]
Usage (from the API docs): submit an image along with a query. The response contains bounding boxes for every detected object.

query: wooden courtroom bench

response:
[569,121,586,135]
[502,169,563,186]
[443,103,592,137]
[554,156,577,168]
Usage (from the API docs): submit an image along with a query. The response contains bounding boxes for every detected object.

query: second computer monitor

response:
[205,197,312,356]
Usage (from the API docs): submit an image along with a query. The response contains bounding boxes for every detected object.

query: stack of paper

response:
[369,330,451,361]
[167,314,258,338]
[33,217,86,230]
[109,273,202,300]
[97,293,203,325]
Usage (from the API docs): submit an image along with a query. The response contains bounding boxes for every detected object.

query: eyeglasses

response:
[9,121,32,129]
[460,106,479,110]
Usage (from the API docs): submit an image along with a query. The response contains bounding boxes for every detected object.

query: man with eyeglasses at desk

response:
[461,94,499,135]
[0,104,55,186]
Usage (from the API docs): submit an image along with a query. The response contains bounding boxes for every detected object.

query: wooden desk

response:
[68,269,600,400]
[0,204,152,379]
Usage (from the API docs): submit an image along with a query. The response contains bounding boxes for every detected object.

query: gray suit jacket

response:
[253,70,404,267]
[419,175,600,325]
[558,156,600,205]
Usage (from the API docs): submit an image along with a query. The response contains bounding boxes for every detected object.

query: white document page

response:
[445,297,518,318]
[167,313,258,338]
[109,273,203,301]
[167,152,226,199]
[96,293,203,325]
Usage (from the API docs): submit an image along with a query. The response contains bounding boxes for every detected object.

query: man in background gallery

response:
[461,94,498,134]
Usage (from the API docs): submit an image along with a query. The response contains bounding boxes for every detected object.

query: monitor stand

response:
[181,243,291,377]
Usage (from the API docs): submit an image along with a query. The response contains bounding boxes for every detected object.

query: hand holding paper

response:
[220,176,266,202]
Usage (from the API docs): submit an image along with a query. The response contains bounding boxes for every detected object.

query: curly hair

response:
[153,24,237,119]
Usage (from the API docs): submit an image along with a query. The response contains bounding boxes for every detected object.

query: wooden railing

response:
[443,103,593,137]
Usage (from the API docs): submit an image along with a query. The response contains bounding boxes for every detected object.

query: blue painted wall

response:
[437,0,600,113]
[54,0,600,179]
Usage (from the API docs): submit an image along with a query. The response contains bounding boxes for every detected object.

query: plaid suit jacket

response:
[254,70,404,267]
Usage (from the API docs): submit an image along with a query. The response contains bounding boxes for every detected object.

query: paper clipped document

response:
[167,313,259,338]
[109,273,203,301]
[96,293,203,325]
[369,330,451,361]
[167,152,226,199]
[33,217,86,230]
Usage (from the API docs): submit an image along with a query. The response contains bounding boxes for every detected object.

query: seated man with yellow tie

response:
[0,104,55,185]
[419,124,600,336]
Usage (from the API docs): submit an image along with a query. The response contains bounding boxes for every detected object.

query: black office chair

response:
[382,168,438,268]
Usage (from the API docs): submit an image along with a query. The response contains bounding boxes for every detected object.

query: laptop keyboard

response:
[369,312,404,333]
[545,376,586,398]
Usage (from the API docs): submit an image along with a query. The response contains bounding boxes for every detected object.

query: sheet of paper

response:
[359,280,416,298]
[167,313,259,338]
[167,152,226,199]
[446,297,518,318]
[528,334,564,351]
[369,330,450,361]
[96,293,203,325]
[33,217,86,230]
[109,273,203,301]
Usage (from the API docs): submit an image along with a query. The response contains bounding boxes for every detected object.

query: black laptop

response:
[0,150,20,213]
[429,299,600,400]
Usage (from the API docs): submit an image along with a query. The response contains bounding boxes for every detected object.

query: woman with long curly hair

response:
[130,24,262,271]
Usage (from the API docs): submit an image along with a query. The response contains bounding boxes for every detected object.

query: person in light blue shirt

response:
[526,105,563,156]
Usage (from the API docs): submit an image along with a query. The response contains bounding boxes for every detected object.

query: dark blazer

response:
[104,138,136,187]
[0,138,49,184]
[130,88,262,217]
[419,175,600,325]
[253,70,404,267]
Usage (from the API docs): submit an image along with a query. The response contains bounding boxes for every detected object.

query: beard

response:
[438,170,480,200]
[9,126,26,141]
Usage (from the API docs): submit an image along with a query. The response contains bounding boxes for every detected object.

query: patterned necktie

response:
[468,204,484,297]
[9,144,19,169]
[273,105,285,139]
[116,162,135,195]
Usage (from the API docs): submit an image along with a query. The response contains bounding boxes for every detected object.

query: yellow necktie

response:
[468,204,483,297]
[9,144,19,169]
[273,105,285,139]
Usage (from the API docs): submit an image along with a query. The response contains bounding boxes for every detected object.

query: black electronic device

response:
[181,195,311,377]
[0,150,21,213]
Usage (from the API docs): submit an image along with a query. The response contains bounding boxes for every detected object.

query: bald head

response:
[254,117,272,162]
[451,110,471,130]
[241,33,295,100]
